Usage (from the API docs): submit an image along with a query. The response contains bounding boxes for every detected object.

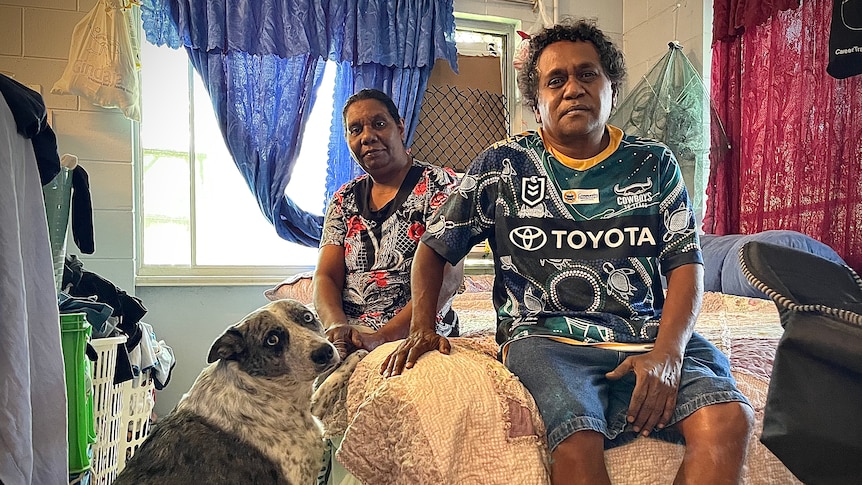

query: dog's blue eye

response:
[266,334,279,346]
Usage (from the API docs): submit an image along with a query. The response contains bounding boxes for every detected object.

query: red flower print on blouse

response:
[369,271,389,287]
[346,215,365,238]
[407,222,425,241]
[413,177,428,196]
[429,191,448,210]
[359,311,383,322]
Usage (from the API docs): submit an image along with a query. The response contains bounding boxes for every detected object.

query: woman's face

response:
[344,98,408,177]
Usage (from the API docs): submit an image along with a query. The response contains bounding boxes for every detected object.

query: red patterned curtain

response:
[712,0,800,42]
[706,0,862,272]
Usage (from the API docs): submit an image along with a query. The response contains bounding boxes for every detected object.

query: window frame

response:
[453,13,522,136]
[134,15,519,286]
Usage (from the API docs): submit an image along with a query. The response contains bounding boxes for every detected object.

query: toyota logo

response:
[509,226,547,251]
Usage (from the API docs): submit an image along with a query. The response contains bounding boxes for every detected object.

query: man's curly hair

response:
[517,19,626,113]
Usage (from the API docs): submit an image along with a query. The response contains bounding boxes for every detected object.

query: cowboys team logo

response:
[521,176,546,207]
[614,177,654,208]
[509,226,547,251]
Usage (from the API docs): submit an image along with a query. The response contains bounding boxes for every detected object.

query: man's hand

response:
[325,324,385,358]
[605,350,684,436]
[380,327,450,377]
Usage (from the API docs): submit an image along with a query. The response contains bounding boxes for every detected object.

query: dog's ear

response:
[207,328,245,363]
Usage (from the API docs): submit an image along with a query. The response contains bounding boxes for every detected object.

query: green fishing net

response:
[609,42,729,220]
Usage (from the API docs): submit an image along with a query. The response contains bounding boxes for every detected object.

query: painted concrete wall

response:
[3,0,709,416]
[0,0,136,293]
[623,0,710,93]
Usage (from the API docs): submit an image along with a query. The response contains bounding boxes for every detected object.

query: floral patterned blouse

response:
[320,159,459,332]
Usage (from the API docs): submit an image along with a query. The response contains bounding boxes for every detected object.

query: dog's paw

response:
[311,350,367,437]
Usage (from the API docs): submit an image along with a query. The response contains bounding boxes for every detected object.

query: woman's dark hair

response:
[517,19,627,112]
[342,89,402,127]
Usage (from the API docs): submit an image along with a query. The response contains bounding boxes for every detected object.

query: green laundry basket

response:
[60,312,97,474]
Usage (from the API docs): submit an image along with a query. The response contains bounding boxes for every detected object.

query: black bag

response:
[827,0,862,79]
[740,241,862,485]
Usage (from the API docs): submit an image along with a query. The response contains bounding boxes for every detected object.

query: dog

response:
[114,299,340,485]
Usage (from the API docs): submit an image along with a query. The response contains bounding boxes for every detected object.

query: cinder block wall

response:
[0,0,136,293]
[623,0,710,94]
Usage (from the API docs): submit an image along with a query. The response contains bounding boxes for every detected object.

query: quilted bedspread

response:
[321,292,802,485]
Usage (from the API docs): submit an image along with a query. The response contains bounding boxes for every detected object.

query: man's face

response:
[534,40,615,146]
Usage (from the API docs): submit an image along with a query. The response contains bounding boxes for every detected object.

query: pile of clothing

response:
[59,255,175,389]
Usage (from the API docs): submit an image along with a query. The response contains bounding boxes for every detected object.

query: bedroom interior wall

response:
[2,0,707,416]
[0,0,136,295]
[622,0,710,98]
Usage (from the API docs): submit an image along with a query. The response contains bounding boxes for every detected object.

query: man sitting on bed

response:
[383,19,754,485]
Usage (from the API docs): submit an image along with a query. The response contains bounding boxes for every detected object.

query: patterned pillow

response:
[264,270,315,304]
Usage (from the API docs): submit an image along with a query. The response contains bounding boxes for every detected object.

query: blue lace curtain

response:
[140,0,457,246]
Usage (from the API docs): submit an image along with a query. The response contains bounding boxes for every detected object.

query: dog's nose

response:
[311,344,335,365]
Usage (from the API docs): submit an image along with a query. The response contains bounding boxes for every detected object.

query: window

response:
[453,14,522,133]
[137,44,333,282]
[136,16,517,283]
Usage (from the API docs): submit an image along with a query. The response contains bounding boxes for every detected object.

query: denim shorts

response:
[504,333,750,451]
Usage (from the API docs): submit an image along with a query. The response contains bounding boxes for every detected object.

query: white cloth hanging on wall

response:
[0,92,68,484]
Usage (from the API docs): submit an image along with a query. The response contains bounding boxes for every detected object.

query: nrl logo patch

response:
[521,176,546,207]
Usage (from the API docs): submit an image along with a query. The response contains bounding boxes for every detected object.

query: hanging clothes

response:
[0,73,61,185]
[827,0,862,79]
[0,77,68,485]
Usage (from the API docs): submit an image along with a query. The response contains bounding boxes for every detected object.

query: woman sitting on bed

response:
[313,88,464,357]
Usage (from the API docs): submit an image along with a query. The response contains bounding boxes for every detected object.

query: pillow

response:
[700,233,743,292]
[664,234,751,292]
[714,230,846,298]
[264,270,315,303]
[339,340,550,484]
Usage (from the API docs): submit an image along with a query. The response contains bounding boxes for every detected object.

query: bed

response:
[303,277,801,485]
[269,230,839,484]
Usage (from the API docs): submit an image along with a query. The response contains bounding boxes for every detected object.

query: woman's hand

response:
[379,327,450,377]
[326,324,386,358]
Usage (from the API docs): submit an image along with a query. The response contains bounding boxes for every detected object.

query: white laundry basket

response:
[88,335,126,485]
[117,373,156,472]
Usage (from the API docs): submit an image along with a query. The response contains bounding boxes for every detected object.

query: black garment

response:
[71,166,95,254]
[827,0,862,79]
[742,241,862,484]
[62,254,147,342]
[0,73,60,185]
[63,254,147,384]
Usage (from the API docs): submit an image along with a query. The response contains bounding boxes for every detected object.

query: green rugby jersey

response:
[422,125,702,346]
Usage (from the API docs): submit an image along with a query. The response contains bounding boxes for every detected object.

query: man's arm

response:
[605,262,703,435]
[380,242,450,376]
[653,262,703,360]
[360,257,463,350]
